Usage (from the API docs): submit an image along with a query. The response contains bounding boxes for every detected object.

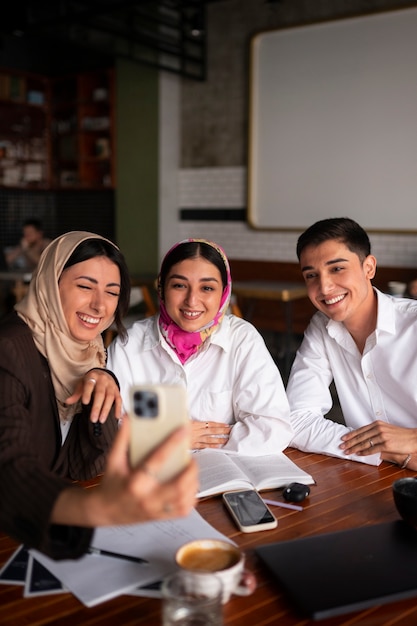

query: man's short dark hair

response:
[296,217,371,262]
[22,218,43,232]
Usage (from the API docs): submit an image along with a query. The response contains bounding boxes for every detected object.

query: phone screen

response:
[224,490,275,527]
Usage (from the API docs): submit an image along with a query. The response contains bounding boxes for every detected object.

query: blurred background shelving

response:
[0,67,115,191]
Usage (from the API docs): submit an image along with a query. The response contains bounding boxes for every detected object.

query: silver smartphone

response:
[128,384,190,482]
[223,489,277,533]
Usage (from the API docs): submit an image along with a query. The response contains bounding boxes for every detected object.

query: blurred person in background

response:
[5,218,51,271]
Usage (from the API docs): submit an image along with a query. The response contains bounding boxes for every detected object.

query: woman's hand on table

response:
[65,369,122,422]
[191,420,231,449]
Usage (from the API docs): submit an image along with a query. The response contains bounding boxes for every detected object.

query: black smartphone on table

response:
[223,489,277,533]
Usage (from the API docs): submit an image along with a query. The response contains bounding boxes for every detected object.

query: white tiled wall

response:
[180,167,246,208]
[179,167,417,267]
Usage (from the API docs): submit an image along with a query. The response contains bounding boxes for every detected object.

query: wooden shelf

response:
[0,66,115,190]
[50,68,115,189]
[0,69,49,188]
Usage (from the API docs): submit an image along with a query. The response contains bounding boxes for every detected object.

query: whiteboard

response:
[248,8,417,232]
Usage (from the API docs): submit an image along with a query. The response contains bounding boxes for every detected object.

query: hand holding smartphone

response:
[128,384,190,483]
[223,489,277,533]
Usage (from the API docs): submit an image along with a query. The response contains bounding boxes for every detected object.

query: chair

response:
[229,293,243,317]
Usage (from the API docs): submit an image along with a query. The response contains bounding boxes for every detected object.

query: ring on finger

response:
[369,439,374,448]
[205,422,209,429]
[87,377,97,385]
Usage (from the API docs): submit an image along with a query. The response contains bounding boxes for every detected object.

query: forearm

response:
[51,484,108,527]
[51,480,151,528]
[51,455,198,529]
[290,410,382,465]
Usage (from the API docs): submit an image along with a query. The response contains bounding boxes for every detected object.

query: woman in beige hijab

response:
[0,231,197,559]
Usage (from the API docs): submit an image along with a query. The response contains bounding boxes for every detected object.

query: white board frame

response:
[248,8,417,232]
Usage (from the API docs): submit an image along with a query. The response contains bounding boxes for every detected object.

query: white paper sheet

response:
[30,508,231,607]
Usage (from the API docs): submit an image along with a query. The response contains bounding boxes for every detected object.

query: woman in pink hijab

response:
[108,238,293,455]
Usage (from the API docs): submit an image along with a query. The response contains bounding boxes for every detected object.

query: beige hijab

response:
[15,231,117,423]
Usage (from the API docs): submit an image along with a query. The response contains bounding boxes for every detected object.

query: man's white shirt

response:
[287,289,417,465]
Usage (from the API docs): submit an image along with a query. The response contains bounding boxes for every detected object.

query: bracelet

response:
[401,454,412,469]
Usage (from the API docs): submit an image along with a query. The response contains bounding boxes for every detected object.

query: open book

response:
[195,450,314,498]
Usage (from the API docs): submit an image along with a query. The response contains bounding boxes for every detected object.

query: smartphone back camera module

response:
[133,390,158,418]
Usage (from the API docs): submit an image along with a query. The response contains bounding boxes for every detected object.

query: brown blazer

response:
[0,313,118,559]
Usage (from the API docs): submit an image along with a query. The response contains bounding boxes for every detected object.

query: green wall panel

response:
[115,59,159,276]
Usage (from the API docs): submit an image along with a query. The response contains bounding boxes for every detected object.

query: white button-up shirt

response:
[287,289,417,465]
[107,314,293,456]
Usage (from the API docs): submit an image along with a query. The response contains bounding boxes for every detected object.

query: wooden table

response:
[0,449,413,625]
[232,281,308,376]
[0,271,33,283]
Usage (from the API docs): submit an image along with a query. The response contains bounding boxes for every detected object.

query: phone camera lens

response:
[147,397,157,411]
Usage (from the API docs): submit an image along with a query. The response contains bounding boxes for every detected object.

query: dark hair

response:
[23,218,43,231]
[159,241,227,300]
[296,217,371,262]
[62,238,131,341]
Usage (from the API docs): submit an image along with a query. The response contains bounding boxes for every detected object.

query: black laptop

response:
[255,520,417,620]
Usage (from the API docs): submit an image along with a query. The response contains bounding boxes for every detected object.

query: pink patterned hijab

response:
[158,239,232,364]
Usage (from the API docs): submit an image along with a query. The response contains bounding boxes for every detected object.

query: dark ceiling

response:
[1,1,221,80]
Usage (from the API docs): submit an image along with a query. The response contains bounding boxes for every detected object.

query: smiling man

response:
[286,217,417,470]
